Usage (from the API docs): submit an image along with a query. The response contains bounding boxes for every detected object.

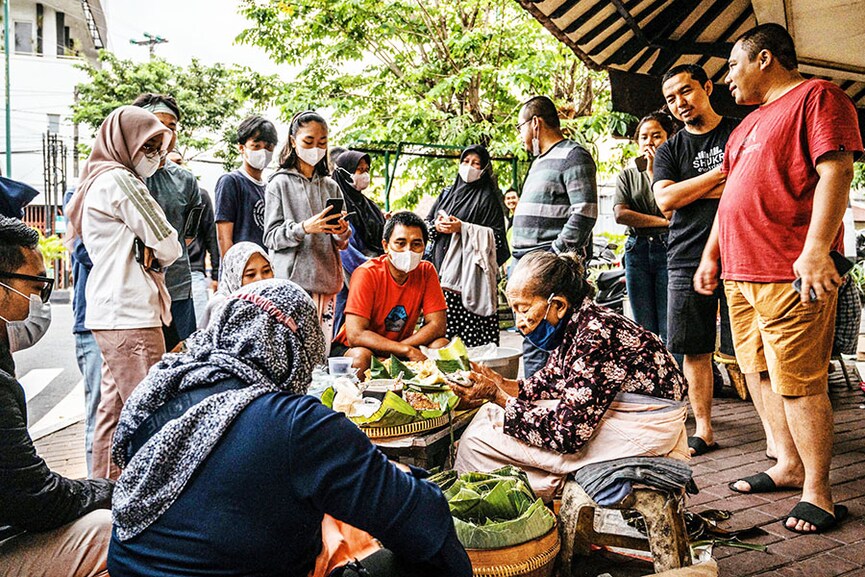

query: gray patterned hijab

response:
[218,241,271,296]
[111,279,325,541]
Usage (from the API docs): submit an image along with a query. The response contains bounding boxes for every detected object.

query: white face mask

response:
[459,163,483,184]
[352,172,371,191]
[244,148,273,171]
[295,145,327,167]
[389,249,423,274]
[133,153,162,179]
[0,285,52,353]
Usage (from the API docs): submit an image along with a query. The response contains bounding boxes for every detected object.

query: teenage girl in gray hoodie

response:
[263,111,350,353]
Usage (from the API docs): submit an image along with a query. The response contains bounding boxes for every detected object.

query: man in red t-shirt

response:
[695,24,863,535]
[332,211,449,373]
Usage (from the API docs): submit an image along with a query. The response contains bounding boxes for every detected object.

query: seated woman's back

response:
[107,279,470,577]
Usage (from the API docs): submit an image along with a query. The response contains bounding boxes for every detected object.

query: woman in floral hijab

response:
[109,279,470,577]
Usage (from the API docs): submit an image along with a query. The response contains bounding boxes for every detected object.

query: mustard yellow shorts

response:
[723,280,837,397]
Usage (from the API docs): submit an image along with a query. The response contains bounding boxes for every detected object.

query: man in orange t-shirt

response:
[332,211,449,373]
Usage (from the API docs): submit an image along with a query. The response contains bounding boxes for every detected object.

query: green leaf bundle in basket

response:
[430,466,557,550]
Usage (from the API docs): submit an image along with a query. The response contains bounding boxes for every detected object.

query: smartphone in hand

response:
[791,250,853,301]
[634,155,648,172]
[325,198,344,224]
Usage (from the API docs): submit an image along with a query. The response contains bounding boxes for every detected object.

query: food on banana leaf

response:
[362,338,471,390]
[404,391,439,411]
[444,370,472,388]
[429,466,556,550]
[322,386,459,428]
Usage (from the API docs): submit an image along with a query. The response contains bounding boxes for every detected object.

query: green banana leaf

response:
[320,387,457,427]
[453,498,556,549]
[350,391,417,427]
[433,337,471,373]
[388,355,417,380]
[434,466,556,549]
[369,356,390,379]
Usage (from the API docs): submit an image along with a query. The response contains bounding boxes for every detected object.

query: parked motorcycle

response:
[589,238,627,314]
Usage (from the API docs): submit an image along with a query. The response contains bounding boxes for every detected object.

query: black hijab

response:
[427,145,510,270]
[333,151,385,256]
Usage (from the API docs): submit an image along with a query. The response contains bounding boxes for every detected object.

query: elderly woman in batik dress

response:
[452,251,689,501]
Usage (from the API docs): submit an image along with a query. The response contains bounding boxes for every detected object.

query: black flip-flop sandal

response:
[784,502,849,534]
[728,472,779,494]
[688,436,718,456]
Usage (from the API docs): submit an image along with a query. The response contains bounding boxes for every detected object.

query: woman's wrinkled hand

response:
[449,369,508,408]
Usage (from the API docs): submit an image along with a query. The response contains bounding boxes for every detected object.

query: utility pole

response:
[129,32,167,58]
[4,0,11,176]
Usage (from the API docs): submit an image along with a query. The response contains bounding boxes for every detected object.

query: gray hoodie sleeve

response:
[263,174,308,251]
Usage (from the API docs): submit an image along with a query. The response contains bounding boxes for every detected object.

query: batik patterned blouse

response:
[503,298,686,454]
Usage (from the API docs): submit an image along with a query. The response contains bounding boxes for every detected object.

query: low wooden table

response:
[371,409,478,470]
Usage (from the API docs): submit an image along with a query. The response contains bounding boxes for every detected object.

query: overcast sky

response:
[104,0,283,74]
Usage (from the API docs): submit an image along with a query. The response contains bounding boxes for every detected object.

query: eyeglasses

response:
[140,143,168,160]
[0,272,55,303]
[516,116,535,131]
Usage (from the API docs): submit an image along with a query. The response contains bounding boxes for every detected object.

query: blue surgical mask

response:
[523,294,567,352]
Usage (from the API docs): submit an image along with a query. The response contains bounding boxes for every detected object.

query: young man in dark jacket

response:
[0,217,113,576]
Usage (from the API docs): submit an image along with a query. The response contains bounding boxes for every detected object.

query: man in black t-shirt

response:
[652,64,768,458]
[215,116,279,258]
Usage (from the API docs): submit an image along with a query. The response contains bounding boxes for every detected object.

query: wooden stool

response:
[557,481,691,575]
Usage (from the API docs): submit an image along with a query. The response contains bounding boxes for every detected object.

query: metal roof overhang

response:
[517,0,865,138]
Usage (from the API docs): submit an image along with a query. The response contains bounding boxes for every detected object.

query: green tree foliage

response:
[237,0,633,208]
[854,162,865,191]
[71,51,279,167]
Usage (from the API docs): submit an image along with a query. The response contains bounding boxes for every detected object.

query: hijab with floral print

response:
[111,279,325,541]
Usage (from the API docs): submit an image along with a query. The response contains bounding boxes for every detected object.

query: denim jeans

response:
[190,271,210,330]
[73,332,102,477]
[623,235,669,343]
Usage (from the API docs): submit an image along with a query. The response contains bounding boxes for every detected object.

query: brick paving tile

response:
[765,534,842,559]
[716,549,791,575]
[840,516,865,539]
[830,538,865,565]
[838,568,865,577]
[781,552,862,576]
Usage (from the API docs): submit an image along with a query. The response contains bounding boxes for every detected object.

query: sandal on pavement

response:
[688,436,718,456]
[728,472,779,494]
[784,502,849,534]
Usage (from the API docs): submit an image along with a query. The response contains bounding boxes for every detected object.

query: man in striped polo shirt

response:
[512,96,598,377]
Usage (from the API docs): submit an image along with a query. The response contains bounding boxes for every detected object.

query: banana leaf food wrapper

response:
[428,466,557,549]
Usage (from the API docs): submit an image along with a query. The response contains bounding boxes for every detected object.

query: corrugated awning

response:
[517,0,865,112]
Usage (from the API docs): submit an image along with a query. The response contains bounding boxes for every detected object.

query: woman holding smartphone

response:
[263,110,350,353]
[612,112,676,342]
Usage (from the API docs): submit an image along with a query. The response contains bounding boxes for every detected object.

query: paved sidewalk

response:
[33,359,865,577]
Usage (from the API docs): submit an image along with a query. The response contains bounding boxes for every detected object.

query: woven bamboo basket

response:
[466,525,560,577]
[359,413,451,439]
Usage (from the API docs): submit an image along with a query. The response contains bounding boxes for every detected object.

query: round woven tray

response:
[466,525,560,577]
[360,413,451,439]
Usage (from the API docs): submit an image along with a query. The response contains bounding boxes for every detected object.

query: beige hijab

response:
[65,105,171,248]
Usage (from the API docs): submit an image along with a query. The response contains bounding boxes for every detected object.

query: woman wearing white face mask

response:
[330,150,387,338]
[263,111,351,354]
[65,105,183,480]
[426,145,510,347]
